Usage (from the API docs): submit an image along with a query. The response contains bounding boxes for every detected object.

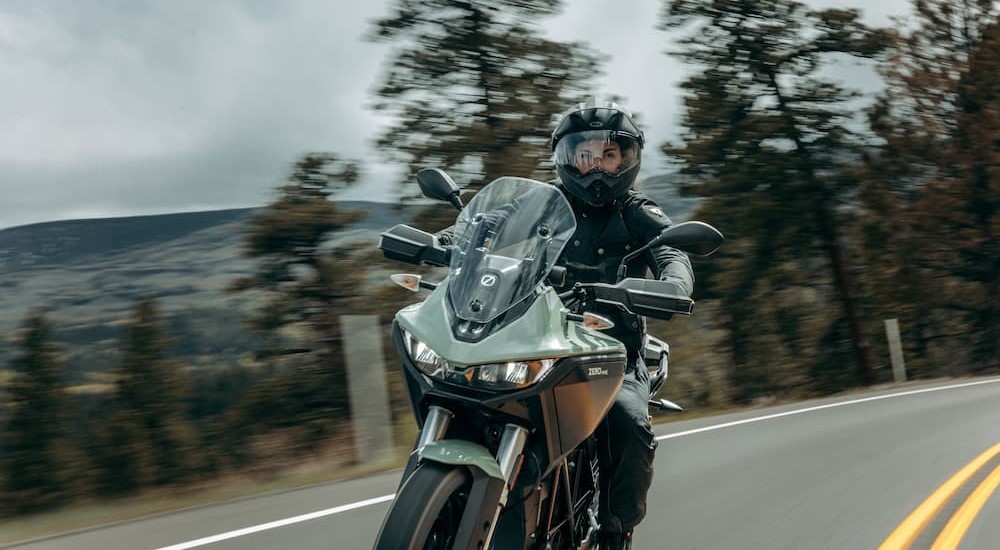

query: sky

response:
[0,0,912,230]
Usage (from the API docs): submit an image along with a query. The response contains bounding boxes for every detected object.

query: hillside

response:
[0,201,406,382]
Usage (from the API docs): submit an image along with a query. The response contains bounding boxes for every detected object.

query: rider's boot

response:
[598,530,633,549]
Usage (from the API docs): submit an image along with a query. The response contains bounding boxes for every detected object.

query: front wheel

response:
[374,462,472,550]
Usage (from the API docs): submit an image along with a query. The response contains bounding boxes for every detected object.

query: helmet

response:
[551,100,644,206]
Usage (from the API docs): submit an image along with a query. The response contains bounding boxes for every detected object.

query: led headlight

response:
[402,330,447,377]
[462,360,555,390]
[402,330,556,391]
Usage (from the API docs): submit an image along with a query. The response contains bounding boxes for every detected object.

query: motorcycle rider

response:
[439,100,694,549]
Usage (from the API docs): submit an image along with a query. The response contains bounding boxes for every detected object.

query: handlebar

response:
[380,226,694,319]
[378,224,450,267]
[559,279,694,320]
[379,224,569,287]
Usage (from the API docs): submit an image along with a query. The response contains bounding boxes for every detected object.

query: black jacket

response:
[554,185,692,294]
[551,185,693,354]
[438,183,694,355]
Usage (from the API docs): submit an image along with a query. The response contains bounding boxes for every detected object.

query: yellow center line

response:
[878,441,1000,550]
[930,462,1000,550]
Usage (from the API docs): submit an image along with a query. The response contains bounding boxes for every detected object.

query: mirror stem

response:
[448,193,463,211]
[616,244,652,282]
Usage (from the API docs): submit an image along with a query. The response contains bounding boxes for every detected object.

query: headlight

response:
[462,359,555,390]
[402,331,448,377]
[402,330,556,390]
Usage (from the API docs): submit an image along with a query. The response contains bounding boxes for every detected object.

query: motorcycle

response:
[373,169,723,549]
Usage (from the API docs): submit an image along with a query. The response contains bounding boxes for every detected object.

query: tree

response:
[368,0,602,209]
[229,153,365,455]
[0,309,78,514]
[661,0,891,399]
[944,17,999,372]
[860,1,999,374]
[103,299,195,490]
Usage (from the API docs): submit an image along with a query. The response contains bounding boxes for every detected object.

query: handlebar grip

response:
[585,279,694,319]
[379,224,451,267]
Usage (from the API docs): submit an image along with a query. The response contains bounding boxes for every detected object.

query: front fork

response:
[414,405,530,548]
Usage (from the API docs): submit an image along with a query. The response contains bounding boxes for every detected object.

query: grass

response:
[0,447,409,547]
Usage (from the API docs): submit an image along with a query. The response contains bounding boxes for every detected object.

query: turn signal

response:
[391,274,422,292]
[582,312,615,331]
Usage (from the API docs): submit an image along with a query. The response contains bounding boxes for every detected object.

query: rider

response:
[437,99,693,549]
[548,99,693,549]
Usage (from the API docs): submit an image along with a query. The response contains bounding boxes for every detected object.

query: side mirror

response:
[648,221,724,257]
[614,221,724,282]
[416,168,463,210]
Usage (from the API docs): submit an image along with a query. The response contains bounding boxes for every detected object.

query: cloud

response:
[0,0,394,228]
[0,0,912,229]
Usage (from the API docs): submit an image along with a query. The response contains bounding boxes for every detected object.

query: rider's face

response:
[573,140,622,175]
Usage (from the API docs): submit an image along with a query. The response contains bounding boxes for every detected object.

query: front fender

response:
[418,440,504,480]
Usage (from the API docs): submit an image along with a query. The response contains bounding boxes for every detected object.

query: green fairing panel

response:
[418,440,504,479]
[396,284,624,366]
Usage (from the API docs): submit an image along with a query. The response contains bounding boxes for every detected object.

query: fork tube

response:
[417,405,453,448]
[496,424,529,510]
[497,424,529,484]
[482,424,529,546]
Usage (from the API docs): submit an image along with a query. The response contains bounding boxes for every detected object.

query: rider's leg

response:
[597,355,657,548]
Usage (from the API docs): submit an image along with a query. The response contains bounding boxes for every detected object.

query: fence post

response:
[341,315,394,465]
[884,318,907,383]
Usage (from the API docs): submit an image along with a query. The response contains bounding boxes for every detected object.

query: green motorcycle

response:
[374,170,722,549]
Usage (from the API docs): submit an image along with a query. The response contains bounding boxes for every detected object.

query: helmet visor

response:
[554,130,641,182]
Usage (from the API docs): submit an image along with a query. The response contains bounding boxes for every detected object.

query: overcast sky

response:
[0,0,911,229]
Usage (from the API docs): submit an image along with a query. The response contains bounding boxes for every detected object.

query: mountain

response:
[0,201,406,383]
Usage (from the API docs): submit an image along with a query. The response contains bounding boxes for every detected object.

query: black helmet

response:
[551,100,644,206]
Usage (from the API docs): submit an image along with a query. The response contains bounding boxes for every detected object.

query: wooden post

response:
[342,315,394,465]
[884,318,907,383]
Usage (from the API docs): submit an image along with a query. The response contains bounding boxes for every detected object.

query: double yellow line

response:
[879,441,1000,549]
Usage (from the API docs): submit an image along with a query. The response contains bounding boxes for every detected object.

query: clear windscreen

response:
[447,177,576,324]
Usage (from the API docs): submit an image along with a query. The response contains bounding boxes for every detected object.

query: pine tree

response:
[228,153,365,455]
[368,1,602,206]
[661,0,891,399]
[859,1,999,374]
[107,299,194,489]
[0,309,76,514]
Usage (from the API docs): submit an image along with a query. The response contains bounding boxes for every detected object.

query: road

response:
[10,376,1000,550]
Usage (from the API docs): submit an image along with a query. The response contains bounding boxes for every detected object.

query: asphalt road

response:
[11,376,1000,550]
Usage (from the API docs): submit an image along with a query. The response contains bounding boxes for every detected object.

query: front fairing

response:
[395,285,627,467]
[396,285,625,368]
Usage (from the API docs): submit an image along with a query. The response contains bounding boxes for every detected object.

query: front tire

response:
[374,462,472,550]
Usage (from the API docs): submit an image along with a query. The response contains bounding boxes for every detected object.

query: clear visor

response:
[554,130,641,177]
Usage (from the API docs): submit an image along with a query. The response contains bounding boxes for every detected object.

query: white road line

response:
[156,377,1000,549]
[656,378,1000,441]
[152,495,394,550]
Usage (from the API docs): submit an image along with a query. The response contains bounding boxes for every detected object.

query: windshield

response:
[447,177,576,324]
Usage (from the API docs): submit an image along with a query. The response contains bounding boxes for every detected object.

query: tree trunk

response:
[815,202,877,384]
[764,68,878,385]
